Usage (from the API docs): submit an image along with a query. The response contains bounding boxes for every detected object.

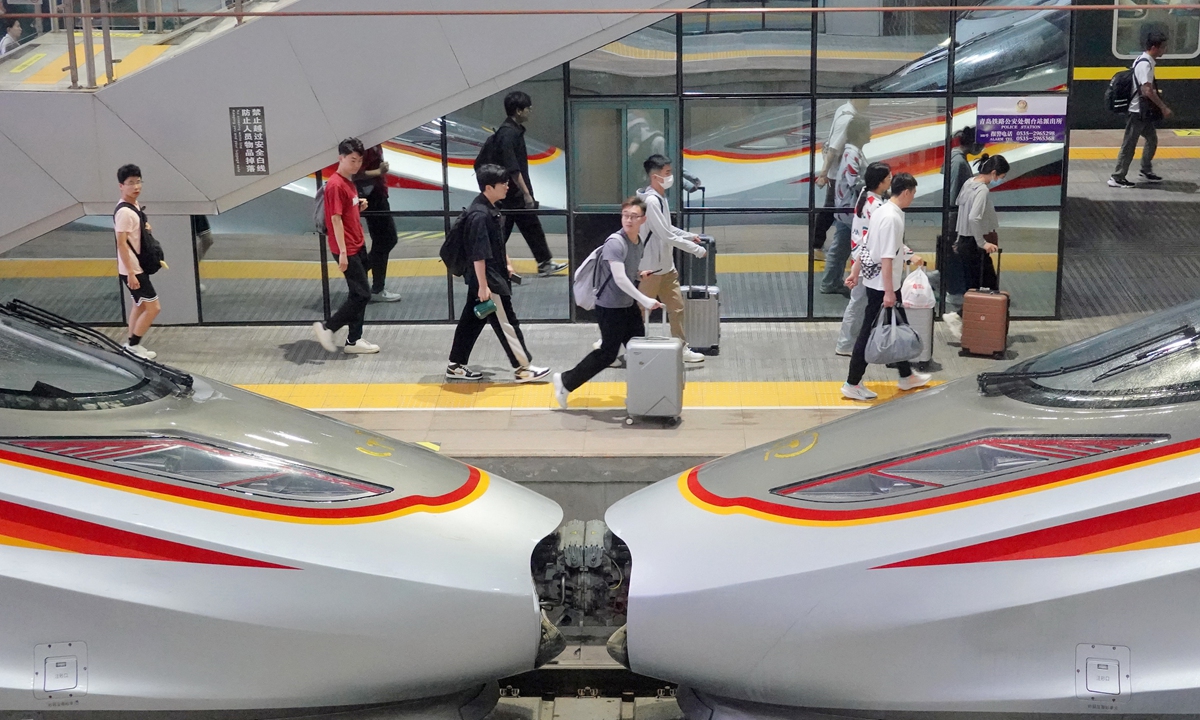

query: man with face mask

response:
[635,154,709,364]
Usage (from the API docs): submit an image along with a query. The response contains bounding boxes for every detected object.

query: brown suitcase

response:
[960,249,1009,358]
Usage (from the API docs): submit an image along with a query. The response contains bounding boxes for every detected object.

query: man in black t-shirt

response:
[446,164,551,383]
[486,91,567,277]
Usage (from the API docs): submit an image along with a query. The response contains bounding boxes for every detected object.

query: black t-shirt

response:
[464,194,511,296]
[494,118,531,203]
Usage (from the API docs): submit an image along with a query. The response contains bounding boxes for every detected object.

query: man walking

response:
[356,143,402,302]
[814,98,870,255]
[486,91,567,276]
[1109,30,1173,188]
[313,137,379,355]
[114,164,161,360]
[446,164,551,383]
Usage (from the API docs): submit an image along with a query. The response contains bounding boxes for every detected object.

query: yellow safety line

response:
[600,40,921,63]
[1070,147,1200,160]
[112,44,170,80]
[237,380,941,411]
[8,52,45,73]
[23,52,69,84]
[1074,66,1200,81]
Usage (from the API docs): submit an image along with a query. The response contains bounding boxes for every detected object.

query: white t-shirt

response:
[114,202,143,276]
[0,34,18,57]
[1129,52,1155,114]
[863,201,906,292]
[821,102,860,180]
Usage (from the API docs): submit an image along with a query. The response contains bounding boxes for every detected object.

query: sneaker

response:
[123,343,156,360]
[370,289,402,303]
[333,325,350,347]
[898,372,932,391]
[1108,176,1136,189]
[834,348,852,357]
[343,339,380,354]
[446,363,483,381]
[813,248,826,262]
[515,365,551,383]
[538,260,568,276]
[820,286,851,298]
[682,347,706,363]
[312,322,337,352]
[1140,171,1163,183]
[199,283,207,293]
[841,383,877,401]
[592,338,603,351]
[552,372,569,409]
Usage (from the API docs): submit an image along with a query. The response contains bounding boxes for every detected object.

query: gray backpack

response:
[312,185,326,234]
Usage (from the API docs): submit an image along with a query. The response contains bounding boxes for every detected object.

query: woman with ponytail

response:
[955,152,1009,292]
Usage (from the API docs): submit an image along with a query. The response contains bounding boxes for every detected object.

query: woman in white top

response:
[954,153,1008,292]
[835,161,891,356]
[0,19,21,56]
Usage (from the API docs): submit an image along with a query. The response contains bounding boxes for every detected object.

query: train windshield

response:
[981,300,1200,407]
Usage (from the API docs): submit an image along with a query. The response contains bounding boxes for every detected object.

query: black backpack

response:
[472,126,506,175]
[439,208,472,277]
[1105,57,1149,114]
[114,202,165,275]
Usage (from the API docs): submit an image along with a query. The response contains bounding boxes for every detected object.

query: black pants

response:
[562,305,645,392]
[364,193,398,293]
[847,287,913,386]
[449,286,531,369]
[813,183,836,249]
[499,202,552,266]
[955,235,997,291]
[328,252,370,343]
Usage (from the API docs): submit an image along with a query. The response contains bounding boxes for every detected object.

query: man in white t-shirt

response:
[1110,30,1173,188]
[814,98,869,254]
[114,164,161,360]
[842,172,931,401]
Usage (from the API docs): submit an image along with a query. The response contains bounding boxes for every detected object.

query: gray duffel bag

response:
[865,306,922,366]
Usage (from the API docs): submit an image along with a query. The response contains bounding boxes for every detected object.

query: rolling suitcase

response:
[625,316,684,426]
[960,249,1009,359]
[678,235,720,355]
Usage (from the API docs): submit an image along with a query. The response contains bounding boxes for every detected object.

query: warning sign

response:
[229,106,269,176]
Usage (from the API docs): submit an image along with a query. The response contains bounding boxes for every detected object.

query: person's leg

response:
[1140,120,1159,175]
[342,253,372,343]
[448,285,487,365]
[847,288,883,386]
[132,298,161,337]
[660,269,687,343]
[510,212,553,267]
[980,250,999,291]
[365,195,398,293]
[562,306,628,391]
[813,187,836,250]
[956,236,983,292]
[485,294,533,369]
[1112,114,1143,180]
[821,220,851,293]
[836,280,868,355]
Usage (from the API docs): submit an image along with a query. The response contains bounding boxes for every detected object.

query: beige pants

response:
[638,269,687,344]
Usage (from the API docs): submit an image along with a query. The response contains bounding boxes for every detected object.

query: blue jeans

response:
[821,219,852,294]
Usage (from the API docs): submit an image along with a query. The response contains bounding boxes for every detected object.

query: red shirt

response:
[324,171,364,256]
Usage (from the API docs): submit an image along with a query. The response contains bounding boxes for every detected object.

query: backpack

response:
[114,202,165,275]
[573,235,620,310]
[473,127,504,175]
[1105,57,1149,114]
[312,184,326,234]
[438,208,472,277]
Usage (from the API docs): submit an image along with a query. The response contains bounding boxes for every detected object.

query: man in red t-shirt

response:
[313,137,378,354]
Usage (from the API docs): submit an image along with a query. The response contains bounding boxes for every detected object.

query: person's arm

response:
[499,130,535,206]
[882,257,896,307]
[845,258,860,288]
[116,232,142,288]
[610,260,660,309]
[880,217,900,307]
[330,215,349,272]
[1138,61,1171,117]
[474,259,490,302]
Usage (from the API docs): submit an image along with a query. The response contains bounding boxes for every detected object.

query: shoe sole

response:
[515,371,551,384]
[344,347,380,354]
[538,266,568,277]
[1108,181,1135,189]
[311,323,338,352]
[369,295,403,303]
[835,350,852,357]
[683,357,705,363]
[1141,177,1162,183]
[446,373,483,381]
[899,381,930,391]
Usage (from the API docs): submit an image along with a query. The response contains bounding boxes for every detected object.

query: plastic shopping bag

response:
[865,307,923,366]
[901,268,935,309]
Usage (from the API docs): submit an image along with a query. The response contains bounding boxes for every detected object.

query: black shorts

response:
[119,272,158,305]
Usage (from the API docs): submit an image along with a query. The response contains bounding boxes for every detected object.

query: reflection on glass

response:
[574,107,625,207]
[954,3,1069,93]
[683,1,812,94]
[0,218,124,324]
[995,210,1058,317]
[819,0,950,92]
[506,215,569,321]
[380,121,445,212]
[345,216,456,322]
[684,213,809,318]
[1114,0,1200,58]
[952,98,1063,207]
[683,99,810,209]
[815,98,945,208]
[570,18,677,95]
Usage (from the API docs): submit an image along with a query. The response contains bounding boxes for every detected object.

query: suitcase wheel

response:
[666,416,681,428]
[625,417,635,426]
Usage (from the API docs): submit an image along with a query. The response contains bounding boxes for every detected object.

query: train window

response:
[1113,0,1200,59]
[6,438,391,502]
[773,436,1159,503]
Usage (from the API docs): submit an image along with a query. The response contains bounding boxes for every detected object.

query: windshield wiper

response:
[1092,329,1200,382]
[0,300,193,393]
[978,324,1195,395]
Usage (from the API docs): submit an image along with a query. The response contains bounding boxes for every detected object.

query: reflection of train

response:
[607,299,1200,720]
[0,301,564,719]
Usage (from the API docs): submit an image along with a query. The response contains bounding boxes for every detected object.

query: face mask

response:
[657,174,675,191]
[988,179,1004,188]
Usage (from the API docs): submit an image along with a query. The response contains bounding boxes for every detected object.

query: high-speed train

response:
[0,301,564,719]
[607,299,1200,720]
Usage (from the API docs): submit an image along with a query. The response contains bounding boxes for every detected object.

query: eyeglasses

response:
[621,212,644,220]
[122,179,143,187]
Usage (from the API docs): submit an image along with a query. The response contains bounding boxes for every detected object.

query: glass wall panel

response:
[683,212,809,318]
[819,1,951,92]
[951,97,1063,207]
[570,19,678,96]
[573,107,625,207]
[507,214,570,321]
[0,218,124,324]
[953,2,1069,93]
[1114,0,1200,59]
[995,210,1058,317]
[682,1,813,94]
[815,98,945,208]
[382,120,446,212]
[683,98,811,208]
[330,215,452,322]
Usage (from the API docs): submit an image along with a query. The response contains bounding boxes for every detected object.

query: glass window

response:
[348,215,456,323]
[682,212,809,318]
[951,98,1063,208]
[570,19,678,95]
[683,1,813,94]
[0,218,125,324]
[0,316,143,397]
[994,210,1058,317]
[507,214,569,321]
[573,106,627,207]
[683,98,811,209]
[954,0,1070,93]
[820,0,951,93]
[382,120,447,212]
[1113,0,1200,59]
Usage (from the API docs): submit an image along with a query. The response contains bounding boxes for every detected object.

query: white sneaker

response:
[592,338,603,350]
[333,325,350,347]
[682,347,706,363]
[343,339,380,354]
[898,372,932,391]
[552,372,569,409]
[834,348,852,357]
[370,289,402,303]
[312,322,337,352]
[516,365,551,383]
[446,363,483,381]
[943,312,963,342]
[123,343,156,360]
[841,383,877,401]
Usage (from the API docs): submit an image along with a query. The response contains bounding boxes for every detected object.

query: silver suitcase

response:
[625,320,684,426]
[681,285,720,355]
[905,305,934,369]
